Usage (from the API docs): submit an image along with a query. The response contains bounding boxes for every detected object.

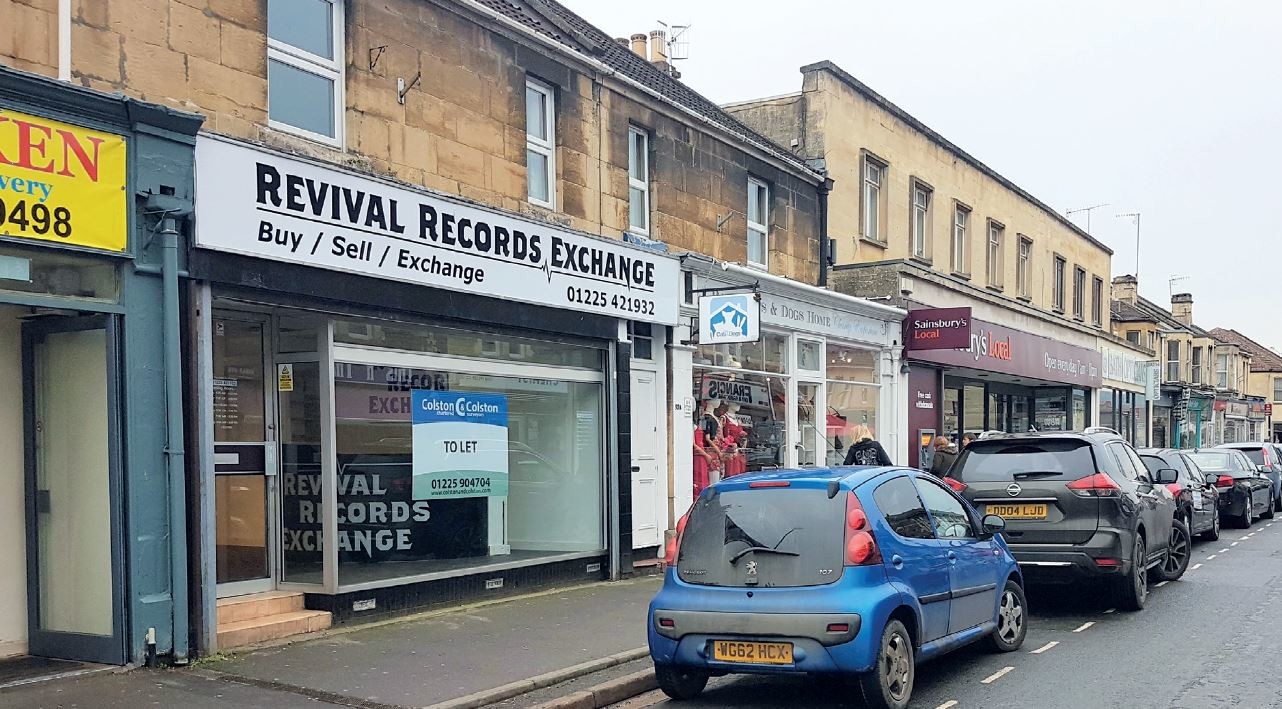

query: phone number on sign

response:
[566,286,655,316]
[0,198,73,239]
[430,476,493,491]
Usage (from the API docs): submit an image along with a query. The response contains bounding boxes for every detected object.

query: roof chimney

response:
[1111,274,1138,306]
[630,33,647,57]
[649,30,668,63]
[615,37,629,47]
[1171,292,1194,326]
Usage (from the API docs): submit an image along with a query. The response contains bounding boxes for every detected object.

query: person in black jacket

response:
[843,435,893,466]
[928,436,960,477]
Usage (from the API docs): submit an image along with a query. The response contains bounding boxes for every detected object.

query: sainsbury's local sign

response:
[193,137,679,325]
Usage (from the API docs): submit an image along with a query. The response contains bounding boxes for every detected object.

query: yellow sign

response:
[0,108,127,252]
[277,363,294,392]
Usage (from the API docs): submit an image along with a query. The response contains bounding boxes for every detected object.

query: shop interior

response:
[940,366,1092,442]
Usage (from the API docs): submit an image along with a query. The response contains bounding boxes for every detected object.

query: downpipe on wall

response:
[160,214,189,663]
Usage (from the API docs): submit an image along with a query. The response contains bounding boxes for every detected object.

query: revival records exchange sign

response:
[194,137,680,325]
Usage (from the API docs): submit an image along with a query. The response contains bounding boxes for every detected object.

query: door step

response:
[216,592,331,650]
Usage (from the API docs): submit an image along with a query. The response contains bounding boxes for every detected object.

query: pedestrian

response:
[961,432,975,450]
[929,436,960,477]
[843,433,893,466]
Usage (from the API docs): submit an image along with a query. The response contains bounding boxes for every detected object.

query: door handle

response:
[631,466,641,472]
[891,554,904,568]
[947,550,957,561]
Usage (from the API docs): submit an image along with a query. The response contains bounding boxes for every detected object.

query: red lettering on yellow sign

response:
[0,115,105,182]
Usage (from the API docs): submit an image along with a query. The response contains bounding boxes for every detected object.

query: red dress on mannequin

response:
[693,425,711,497]
[721,415,748,477]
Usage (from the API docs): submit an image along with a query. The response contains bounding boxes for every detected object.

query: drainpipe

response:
[161,215,189,663]
[817,177,833,288]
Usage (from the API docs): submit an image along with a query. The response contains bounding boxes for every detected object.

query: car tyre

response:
[1200,509,1220,541]
[1115,535,1148,612]
[858,619,914,709]
[1155,518,1191,582]
[1238,496,1253,528]
[984,580,1028,652]
[1264,494,1276,520]
[655,665,709,701]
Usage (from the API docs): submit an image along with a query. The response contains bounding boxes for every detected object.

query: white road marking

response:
[1192,563,1203,570]
[1030,641,1060,654]
[1268,523,1275,527]
[982,666,1015,684]
[1155,580,1170,588]
[1207,555,1217,560]
[1073,621,1095,633]
[1240,536,1251,540]
[936,702,960,709]
[1231,542,1240,547]
[1104,608,1116,614]
[1220,548,1231,553]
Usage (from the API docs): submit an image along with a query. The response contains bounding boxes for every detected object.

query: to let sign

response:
[0,108,127,252]
[906,307,972,350]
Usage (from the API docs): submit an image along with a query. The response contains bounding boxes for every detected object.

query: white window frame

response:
[1273,377,1282,402]
[627,126,650,235]
[1167,340,1181,382]
[1217,353,1229,389]
[1017,236,1032,298]
[747,177,769,269]
[266,0,345,147]
[951,205,969,274]
[862,156,884,242]
[525,78,557,209]
[986,220,1004,288]
[911,182,931,259]
[1192,346,1203,384]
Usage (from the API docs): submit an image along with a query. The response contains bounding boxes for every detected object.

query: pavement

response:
[0,576,661,709]
[612,521,1282,709]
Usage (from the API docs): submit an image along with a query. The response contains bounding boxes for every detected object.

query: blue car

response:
[648,466,1026,709]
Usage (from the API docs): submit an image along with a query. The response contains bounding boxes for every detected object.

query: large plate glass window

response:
[267,0,343,144]
[825,344,879,466]
[694,334,788,474]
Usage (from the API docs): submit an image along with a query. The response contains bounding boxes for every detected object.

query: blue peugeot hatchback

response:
[648,467,1026,709]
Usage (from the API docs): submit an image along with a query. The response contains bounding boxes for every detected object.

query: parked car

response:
[946,430,1184,611]
[1185,449,1274,528]
[650,466,1025,709]
[1138,448,1220,541]
[1216,442,1282,510]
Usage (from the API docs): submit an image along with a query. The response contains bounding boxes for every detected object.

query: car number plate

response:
[711,640,794,665]
[988,503,1048,519]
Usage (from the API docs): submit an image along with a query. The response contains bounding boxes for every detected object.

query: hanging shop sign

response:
[194,137,679,325]
[906,307,972,351]
[699,292,760,344]
[0,107,127,252]
[411,390,510,499]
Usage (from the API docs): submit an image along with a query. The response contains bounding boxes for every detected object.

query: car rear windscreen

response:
[1234,449,1266,465]
[676,486,845,588]
[952,439,1096,483]
[1187,452,1252,477]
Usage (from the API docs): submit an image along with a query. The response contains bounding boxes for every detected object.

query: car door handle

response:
[891,554,904,568]
[947,551,957,561]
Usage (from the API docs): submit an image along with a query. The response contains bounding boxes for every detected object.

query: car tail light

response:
[749,480,790,488]
[1264,448,1273,467]
[943,477,967,493]
[1215,475,1235,489]
[1066,472,1122,497]
[664,508,691,567]
[1095,557,1120,568]
[845,491,882,566]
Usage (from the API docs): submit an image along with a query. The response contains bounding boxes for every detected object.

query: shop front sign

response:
[194,137,679,325]
[760,292,890,344]
[0,107,127,252]
[411,390,510,499]
[906,307,971,350]
[910,316,1103,388]
[1099,345,1154,388]
[699,292,760,344]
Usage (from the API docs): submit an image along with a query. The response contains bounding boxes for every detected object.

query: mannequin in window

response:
[719,402,748,477]
[693,398,723,496]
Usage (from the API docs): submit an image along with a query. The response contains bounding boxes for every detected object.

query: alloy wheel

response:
[997,589,1024,643]
[883,629,912,702]
[1164,524,1189,576]
[1135,539,1148,601]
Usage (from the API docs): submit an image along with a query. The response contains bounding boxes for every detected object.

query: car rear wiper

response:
[1012,471,1064,480]
[729,547,801,564]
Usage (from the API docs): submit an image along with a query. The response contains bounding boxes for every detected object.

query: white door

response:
[631,370,662,549]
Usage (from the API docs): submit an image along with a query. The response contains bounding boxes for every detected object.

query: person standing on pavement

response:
[843,434,893,466]
[929,436,960,477]
[960,432,975,450]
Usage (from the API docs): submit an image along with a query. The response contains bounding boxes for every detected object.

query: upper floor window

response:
[1017,236,1032,298]
[1216,353,1229,389]
[747,177,769,269]
[267,0,344,145]
[910,181,932,260]
[1167,340,1181,381]
[1072,266,1086,319]
[861,155,886,243]
[1052,255,1066,312]
[986,220,1004,288]
[525,79,556,208]
[1092,276,1103,326]
[951,204,970,275]
[1274,377,1282,402]
[627,127,650,234]
[1126,330,1140,345]
[1192,346,1203,384]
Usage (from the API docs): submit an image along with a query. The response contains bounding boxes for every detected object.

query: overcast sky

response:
[561,1,1282,350]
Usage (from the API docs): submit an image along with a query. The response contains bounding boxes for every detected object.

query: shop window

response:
[0,244,118,301]
[525,79,556,208]
[693,369,787,476]
[627,127,650,234]
[1035,390,1067,432]
[628,321,653,360]
[797,339,822,373]
[334,319,600,369]
[694,332,787,374]
[278,313,327,354]
[826,344,877,383]
[826,344,880,465]
[267,0,343,144]
[279,361,324,584]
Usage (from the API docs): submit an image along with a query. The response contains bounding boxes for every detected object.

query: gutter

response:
[817,177,832,287]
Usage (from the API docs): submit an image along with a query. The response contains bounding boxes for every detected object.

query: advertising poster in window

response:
[412,390,510,499]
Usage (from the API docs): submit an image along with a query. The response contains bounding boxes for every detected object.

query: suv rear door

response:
[952,437,1100,545]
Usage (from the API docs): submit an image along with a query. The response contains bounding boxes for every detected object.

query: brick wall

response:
[2,0,821,281]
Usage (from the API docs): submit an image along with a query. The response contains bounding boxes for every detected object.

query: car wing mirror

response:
[980,513,1006,539]
[1204,473,1220,486]
[1154,468,1179,485]
[1257,464,1270,473]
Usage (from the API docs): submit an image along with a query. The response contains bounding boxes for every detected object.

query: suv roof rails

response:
[1082,426,1121,437]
